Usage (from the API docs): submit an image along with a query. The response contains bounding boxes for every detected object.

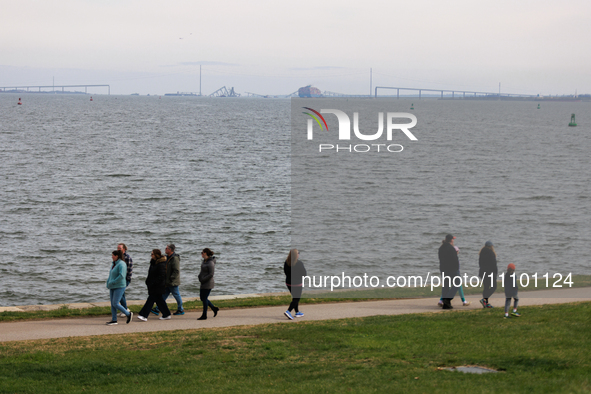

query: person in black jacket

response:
[197,248,219,320]
[479,241,498,308]
[284,249,307,320]
[117,243,133,317]
[137,249,172,321]
[438,234,460,309]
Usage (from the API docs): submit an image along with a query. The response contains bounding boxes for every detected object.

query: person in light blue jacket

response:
[106,250,133,325]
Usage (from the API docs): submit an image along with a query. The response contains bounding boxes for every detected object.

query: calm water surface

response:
[291,98,591,292]
[1,94,290,306]
[1,94,589,306]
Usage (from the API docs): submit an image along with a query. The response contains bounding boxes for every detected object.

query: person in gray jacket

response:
[197,248,219,320]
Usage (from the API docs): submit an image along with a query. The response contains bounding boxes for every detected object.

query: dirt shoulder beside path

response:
[1,288,589,343]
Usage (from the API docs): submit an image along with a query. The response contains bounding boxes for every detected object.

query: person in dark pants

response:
[438,234,460,309]
[439,245,470,307]
[503,263,520,318]
[197,248,219,320]
[152,243,183,316]
[137,249,172,321]
[284,248,307,319]
[479,240,498,308]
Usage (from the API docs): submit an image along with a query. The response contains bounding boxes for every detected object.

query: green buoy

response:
[568,113,577,127]
[537,104,540,109]
[410,103,414,110]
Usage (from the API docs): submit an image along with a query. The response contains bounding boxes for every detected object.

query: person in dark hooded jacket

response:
[438,234,460,309]
[197,248,219,320]
[137,249,172,321]
[479,241,498,308]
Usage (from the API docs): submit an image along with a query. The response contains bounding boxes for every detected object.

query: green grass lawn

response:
[1,302,590,393]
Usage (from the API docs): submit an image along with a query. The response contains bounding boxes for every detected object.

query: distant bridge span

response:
[374,86,536,99]
[1,85,110,94]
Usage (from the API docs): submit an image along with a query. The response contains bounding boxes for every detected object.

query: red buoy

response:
[17,98,22,105]
[90,96,93,101]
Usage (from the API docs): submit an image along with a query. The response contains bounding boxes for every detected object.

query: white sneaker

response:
[159,315,172,320]
[463,301,471,306]
[137,315,148,322]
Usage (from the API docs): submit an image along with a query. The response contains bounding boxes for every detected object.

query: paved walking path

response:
[1,288,589,343]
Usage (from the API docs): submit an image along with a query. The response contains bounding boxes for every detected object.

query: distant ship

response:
[298,85,322,98]
[164,92,201,97]
[534,97,583,102]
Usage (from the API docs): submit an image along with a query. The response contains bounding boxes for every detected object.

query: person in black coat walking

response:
[479,241,498,308]
[197,248,219,320]
[438,234,460,309]
[284,249,307,320]
[137,249,172,321]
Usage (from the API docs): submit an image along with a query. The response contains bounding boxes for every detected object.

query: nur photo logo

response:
[303,107,418,153]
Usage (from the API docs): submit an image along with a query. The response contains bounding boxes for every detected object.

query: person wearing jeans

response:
[110,288,126,321]
[162,285,183,313]
[137,249,172,321]
[106,249,133,325]
[117,243,133,315]
[153,244,184,315]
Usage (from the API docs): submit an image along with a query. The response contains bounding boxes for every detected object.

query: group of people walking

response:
[107,245,305,325]
[107,237,520,326]
[106,243,219,325]
[438,234,520,318]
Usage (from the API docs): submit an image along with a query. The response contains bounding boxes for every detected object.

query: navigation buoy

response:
[17,98,22,105]
[568,113,577,127]
[410,103,414,110]
[537,104,540,109]
[90,96,93,101]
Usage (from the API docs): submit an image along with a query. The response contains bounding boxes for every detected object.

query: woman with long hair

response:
[106,250,133,325]
[284,249,307,320]
[137,249,172,321]
[197,248,219,320]
[479,241,498,308]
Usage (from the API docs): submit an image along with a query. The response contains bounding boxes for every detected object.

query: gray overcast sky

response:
[1,0,590,95]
